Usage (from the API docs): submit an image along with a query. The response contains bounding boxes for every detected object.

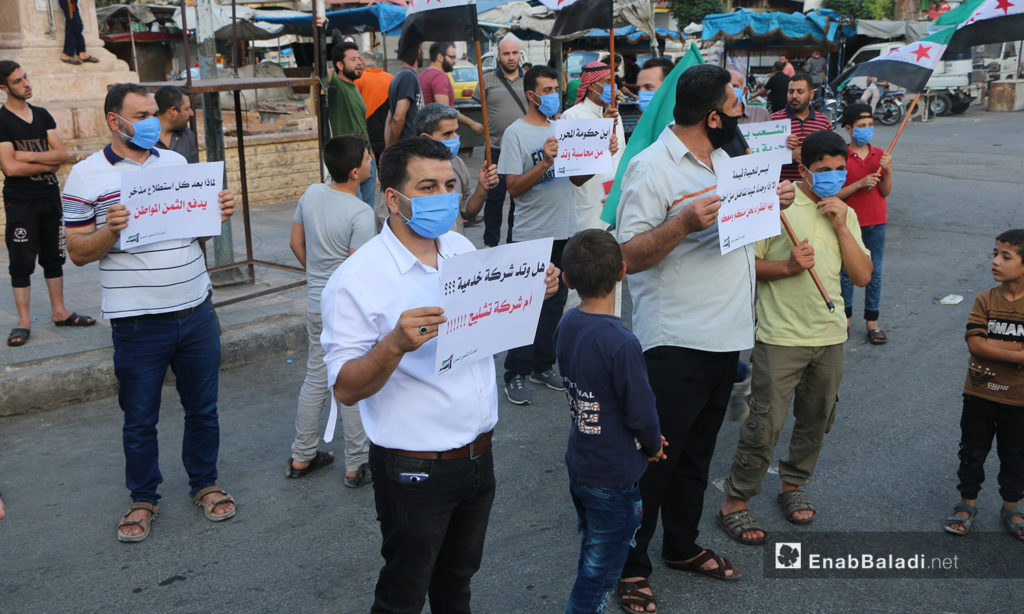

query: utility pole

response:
[195,0,245,285]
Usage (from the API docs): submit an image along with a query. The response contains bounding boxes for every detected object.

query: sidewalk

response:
[0,148,493,416]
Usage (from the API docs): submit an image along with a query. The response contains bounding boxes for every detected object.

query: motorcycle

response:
[830,85,907,127]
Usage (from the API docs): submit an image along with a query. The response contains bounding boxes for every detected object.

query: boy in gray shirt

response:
[286,135,376,487]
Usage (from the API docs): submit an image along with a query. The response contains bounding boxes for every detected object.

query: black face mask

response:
[705,108,740,150]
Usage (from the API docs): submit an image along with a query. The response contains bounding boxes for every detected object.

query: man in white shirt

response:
[561,61,624,232]
[321,137,558,613]
[63,83,237,543]
[614,65,795,611]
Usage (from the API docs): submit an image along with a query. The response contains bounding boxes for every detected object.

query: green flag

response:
[599,44,704,226]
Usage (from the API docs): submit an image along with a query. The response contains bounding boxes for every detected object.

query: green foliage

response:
[822,0,872,19]
[671,0,727,28]
[864,0,895,19]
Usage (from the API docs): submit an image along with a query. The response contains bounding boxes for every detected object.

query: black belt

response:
[113,292,212,322]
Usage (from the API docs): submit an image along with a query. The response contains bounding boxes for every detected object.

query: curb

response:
[0,313,306,417]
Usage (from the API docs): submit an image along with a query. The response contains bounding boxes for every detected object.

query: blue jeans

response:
[841,223,885,321]
[566,478,643,614]
[111,296,222,503]
[358,157,377,208]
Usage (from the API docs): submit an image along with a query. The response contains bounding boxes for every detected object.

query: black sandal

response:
[344,462,372,488]
[285,450,334,478]
[7,328,30,347]
[617,578,656,613]
[664,549,742,581]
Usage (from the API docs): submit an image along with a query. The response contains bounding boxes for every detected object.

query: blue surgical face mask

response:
[733,87,745,105]
[637,90,656,113]
[117,114,161,150]
[809,170,848,198]
[598,84,614,105]
[535,92,560,118]
[440,135,461,157]
[397,190,460,239]
[851,126,874,146]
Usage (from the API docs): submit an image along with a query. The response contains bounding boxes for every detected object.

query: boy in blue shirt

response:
[556,229,666,614]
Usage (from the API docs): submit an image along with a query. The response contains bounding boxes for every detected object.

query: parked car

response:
[449,62,479,106]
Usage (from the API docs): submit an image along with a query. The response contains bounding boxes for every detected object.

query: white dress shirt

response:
[320,221,499,451]
[561,96,626,231]
[616,126,756,353]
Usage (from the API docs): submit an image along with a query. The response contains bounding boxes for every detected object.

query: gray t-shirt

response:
[497,119,576,242]
[293,183,375,313]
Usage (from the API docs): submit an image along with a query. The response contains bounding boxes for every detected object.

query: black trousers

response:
[59,0,86,57]
[622,346,739,578]
[369,445,495,614]
[503,239,567,382]
[482,147,515,247]
[957,394,1024,502]
[5,196,65,288]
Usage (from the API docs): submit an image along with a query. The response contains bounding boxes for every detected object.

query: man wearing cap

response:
[561,61,625,233]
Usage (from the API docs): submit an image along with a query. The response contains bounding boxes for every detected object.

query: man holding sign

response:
[614,65,794,609]
[321,137,559,613]
[498,65,618,405]
[63,83,237,542]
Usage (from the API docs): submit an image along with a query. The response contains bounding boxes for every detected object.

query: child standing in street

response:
[555,229,666,614]
[944,229,1024,540]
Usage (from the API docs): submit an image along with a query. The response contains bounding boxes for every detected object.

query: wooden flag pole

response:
[474,40,493,166]
[608,29,617,109]
[886,92,920,155]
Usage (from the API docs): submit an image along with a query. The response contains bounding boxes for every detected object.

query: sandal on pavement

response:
[717,509,766,545]
[344,462,372,488]
[664,549,742,581]
[943,502,977,536]
[1000,507,1024,541]
[867,328,888,345]
[616,578,656,613]
[285,450,334,478]
[55,312,95,327]
[193,485,236,522]
[61,57,82,65]
[79,55,100,63]
[7,328,30,347]
[117,502,158,543]
[778,490,816,525]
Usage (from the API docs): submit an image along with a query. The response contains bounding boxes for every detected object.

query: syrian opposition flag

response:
[829,27,954,93]
[539,0,614,38]
[600,44,704,225]
[937,0,1024,51]
[398,0,477,62]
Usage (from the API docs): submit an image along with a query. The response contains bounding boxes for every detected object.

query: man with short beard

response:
[771,72,832,183]
[418,41,484,136]
[63,83,238,543]
[0,60,93,348]
[328,41,376,207]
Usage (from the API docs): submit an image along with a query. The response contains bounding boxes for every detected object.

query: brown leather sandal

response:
[117,501,158,543]
[193,485,236,522]
[664,549,742,581]
[617,578,656,613]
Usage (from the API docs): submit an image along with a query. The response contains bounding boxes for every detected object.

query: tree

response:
[822,0,872,19]
[671,0,726,28]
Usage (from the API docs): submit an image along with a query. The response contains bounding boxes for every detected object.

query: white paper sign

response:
[716,153,782,255]
[435,238,553,376]
[553,118,614,178]
[118,161,224,250]
[738,120,792,165]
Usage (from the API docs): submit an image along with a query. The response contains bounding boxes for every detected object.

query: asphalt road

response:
[2,108,1024,613]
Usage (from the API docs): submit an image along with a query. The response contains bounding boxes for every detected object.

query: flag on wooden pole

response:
[538,0,614,39]
[829,27,954,94]
[398,0,478,61]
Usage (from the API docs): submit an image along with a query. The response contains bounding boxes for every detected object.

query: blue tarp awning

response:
[254,4,406,35]
[702,9,854,46]
[575,25,684,42]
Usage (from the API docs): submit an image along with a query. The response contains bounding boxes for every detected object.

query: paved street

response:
[2,108,1023,613]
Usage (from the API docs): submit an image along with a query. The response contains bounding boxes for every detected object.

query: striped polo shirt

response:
[770,106,833,183]
[63,145,212,319]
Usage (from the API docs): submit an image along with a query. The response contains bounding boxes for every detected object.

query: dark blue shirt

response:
[555,308,662,489]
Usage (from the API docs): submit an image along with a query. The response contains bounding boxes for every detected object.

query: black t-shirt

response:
[0,104,60,201]
[765,72,791,114]
[387,67,422,142]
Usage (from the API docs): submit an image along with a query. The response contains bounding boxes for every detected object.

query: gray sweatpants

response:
[291,311,368,472]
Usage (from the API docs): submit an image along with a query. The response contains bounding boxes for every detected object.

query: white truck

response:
[844,41,976,116]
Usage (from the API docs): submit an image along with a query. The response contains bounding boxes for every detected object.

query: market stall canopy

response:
[96,3,163,26]
[855,19,930,42]
[575,25,685,42]
[702,9,854,45]
[478,0,658,43]
[173,4,287,41]
[254,4,407,35]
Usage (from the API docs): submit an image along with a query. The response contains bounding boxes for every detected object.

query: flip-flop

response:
[285,450,334,478]
[7,328,30,347]
[61,57,82,65]
[79,55,100,63]
[54,313,96,327]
